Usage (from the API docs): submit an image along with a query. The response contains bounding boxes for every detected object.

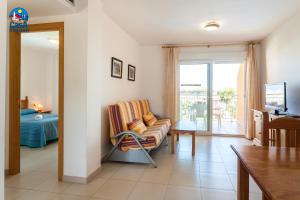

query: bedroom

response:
[18,31,59,176]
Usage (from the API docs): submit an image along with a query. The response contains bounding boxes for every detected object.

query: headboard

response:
[20,96,29,109]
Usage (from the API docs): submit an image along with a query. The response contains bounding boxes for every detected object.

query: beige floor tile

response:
[168,172,200,187]
[111,165,144,181]
[5,187,31,200]
[93,179,136,200]
[197,153,223,163]
[63,178,106,197]
[164,186,202,200]
[128,182,167,200]
[34,177,72,193]
[176,151,200,161]
[52,194,90,200]
[140,168,171,184]
[152,157,175,171]
[94,163,122,180]
[200,173,233,190]
[172,159,200,174]
[5,171,53,190]
[199,162,227,174]
[201,188,236,200]
[6,189,56,200]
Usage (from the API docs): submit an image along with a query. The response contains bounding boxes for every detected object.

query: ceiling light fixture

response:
[203,21,221,31]
[48,39,59,45]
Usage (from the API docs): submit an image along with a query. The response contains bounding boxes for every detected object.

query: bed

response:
[20,97,59,148]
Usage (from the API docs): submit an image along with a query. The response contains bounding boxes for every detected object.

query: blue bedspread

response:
[20,112,59,148]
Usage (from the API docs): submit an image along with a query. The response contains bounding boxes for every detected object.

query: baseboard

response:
[5,169,9,176]
[63,166,102,184]
[87,166,102,183]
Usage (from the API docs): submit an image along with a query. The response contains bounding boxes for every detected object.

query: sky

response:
[180,63,241,92]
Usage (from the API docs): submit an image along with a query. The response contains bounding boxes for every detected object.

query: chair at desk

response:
[262,112,300,147]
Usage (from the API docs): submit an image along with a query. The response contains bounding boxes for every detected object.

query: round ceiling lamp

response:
[203,21,221,31]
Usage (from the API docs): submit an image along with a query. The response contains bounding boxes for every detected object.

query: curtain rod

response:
[161,41,261,48]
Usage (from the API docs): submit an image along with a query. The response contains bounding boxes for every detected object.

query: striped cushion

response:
[128,119,147,134]
[119,135,157,152]
[154,119,171,128]
[143,112,158,127]
[119,124,167,151]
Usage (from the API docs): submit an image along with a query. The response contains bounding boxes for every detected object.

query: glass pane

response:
[212,63,245,135]
[179,64,208,131]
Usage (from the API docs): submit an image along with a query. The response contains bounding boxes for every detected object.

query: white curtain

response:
[246,44,263,139]
[164,48,179,124]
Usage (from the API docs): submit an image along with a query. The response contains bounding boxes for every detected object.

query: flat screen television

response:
[265,82,287,114]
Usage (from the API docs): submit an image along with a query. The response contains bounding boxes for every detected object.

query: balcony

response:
[180,89,244,135]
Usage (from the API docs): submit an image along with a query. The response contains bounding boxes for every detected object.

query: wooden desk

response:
[171,120,196,156]
[231,145,300,200]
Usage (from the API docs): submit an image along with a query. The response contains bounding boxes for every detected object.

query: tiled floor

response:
[192,119,244,135]
[212,120,244,136]
[5,136,262,200]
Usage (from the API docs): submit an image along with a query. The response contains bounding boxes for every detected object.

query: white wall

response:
[141,46,165,116]
[86,0,142,159]
[45,53,59,114]
[21,47,58,113]
[261,11,300,115]
[0,1,7,199]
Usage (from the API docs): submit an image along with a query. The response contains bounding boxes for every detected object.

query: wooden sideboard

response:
[252,109,286,146]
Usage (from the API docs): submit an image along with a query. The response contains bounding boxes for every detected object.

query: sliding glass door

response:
[179,61,245,135]
[179,63,210,133]
[212,63,245,135]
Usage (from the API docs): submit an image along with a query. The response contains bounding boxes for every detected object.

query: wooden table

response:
[171,120,196,156]
[231,145,300,200]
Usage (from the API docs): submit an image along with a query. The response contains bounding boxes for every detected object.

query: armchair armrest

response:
[112,131,147,141]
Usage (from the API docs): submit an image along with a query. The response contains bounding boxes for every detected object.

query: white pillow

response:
[35,114,43,121]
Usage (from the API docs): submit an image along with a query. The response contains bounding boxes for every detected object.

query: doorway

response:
[179,61,245,136]
[9,23,64,180]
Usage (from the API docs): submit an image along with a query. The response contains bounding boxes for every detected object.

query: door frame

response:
[9,22,64,180]
[178,61,212,135]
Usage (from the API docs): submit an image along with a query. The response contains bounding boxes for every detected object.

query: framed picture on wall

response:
[111,57,123,79]
[128,65,136,81]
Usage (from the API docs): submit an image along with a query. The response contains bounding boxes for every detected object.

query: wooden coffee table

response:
[171,120,197,156]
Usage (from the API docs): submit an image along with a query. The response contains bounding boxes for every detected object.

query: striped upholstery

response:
[108,99,171,151]
[154,119,171,128]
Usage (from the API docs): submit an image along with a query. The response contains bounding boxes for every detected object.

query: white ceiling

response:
[102,0,300,45]
[8,0,87,18]
[21,32,59,52]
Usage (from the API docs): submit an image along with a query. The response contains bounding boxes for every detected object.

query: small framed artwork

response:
[111,57,123,79]
[128,65,136,81]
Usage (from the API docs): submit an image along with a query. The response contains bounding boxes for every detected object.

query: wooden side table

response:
[171,120,197,156]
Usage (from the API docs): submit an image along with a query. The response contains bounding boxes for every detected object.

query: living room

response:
[1,0,300,200]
